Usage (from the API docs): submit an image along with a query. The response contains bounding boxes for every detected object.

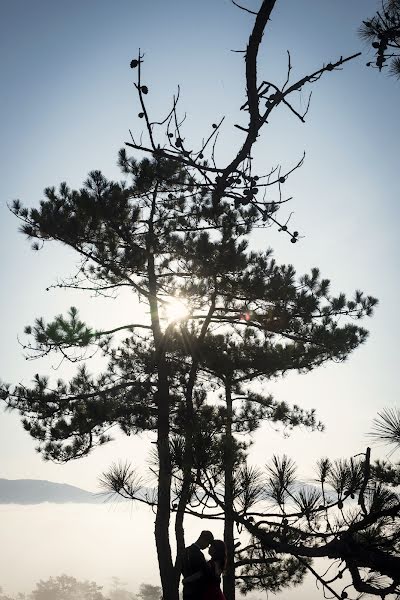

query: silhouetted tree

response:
[0,589,12,600]
[193,440,400,598]
[0,588,23,600]
[108,577,136,600]
[164,261,378,600]
[1,2,369,600]
[30,575,105,600]
[137,584,161,600]
[3,156,270,600]
[360,0,400,78]
[370,407,400,486]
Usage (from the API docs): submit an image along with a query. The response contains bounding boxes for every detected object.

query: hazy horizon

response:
[0,499,325,599]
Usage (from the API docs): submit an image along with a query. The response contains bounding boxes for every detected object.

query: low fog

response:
[1,498,323,600]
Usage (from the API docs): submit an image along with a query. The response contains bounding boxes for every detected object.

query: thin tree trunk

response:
[175,290,218,585]
[174,372,196,579]
[174,453,192,589]
[155,363,178,600]
[147,184,178,600]
[174,369,195,583]
[223,377,236,600]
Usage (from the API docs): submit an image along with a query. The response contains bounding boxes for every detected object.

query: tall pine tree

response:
[1,2,372,599]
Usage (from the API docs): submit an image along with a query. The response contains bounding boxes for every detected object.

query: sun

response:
[164,297,190,323]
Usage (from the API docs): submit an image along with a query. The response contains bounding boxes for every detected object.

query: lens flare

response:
[164,297,189,323]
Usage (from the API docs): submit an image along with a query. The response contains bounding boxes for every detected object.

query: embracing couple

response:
[182,530,226,600]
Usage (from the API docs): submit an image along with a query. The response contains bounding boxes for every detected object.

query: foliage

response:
[30,575,106,600]
[108,577,136,600]
[371,458,400,487]
[236,553,307,595]
[1,155,376,468]
[360,0,400,78]
[2,130,377,600]
[1,2,380,600]
[0,588,26,600]
[370,407,400,487]
[195,444,400,598]
[370,406,400,450]
[137,584,162,600]
[0,578,152,600]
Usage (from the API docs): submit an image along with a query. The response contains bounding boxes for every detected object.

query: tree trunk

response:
[147,185,179,600]
[155,363,178,600]
[174,468,191,581]
[174,357,198,580]
[223,377,236,600]
[175,296,218,583]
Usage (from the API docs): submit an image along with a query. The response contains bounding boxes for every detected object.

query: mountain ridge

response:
[0,477,103,504]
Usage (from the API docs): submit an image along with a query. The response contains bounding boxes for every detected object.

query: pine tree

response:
[1,3,369,600]
[30,574,106,600]
[137,584,162,600]
[194,441,400,597]
[108,577,136,600]
[360,0,400,79]
[163,258,376,600]
[2,155,376,600]
[370,407,400,486]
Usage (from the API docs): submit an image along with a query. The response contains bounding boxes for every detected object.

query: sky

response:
[0,0,399,596]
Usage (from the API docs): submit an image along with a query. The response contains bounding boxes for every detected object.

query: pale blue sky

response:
[0,0,399,595]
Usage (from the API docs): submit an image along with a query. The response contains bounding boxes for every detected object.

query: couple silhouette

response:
[182,530,226,600]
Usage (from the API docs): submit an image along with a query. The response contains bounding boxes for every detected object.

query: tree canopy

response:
[1,2,388,600]
[360,0,400,79]
[30,575,105,600]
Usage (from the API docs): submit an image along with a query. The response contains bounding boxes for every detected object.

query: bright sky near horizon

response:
[0,0,399,597]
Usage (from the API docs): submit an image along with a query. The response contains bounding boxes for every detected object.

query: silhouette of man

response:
[182,530,214,600]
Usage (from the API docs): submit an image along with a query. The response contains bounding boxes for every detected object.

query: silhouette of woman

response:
[203,540,227,600]
[182,539,227,600]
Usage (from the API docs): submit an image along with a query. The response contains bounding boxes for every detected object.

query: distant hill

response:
[0,478,104,504]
